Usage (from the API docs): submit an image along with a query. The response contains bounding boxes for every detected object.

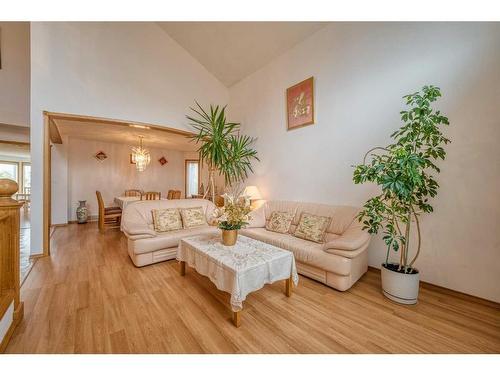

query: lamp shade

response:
[243,185,262,200]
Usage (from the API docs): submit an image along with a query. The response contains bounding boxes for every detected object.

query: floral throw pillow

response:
[152,208,183,232]
[266,211,295,234]
[180,206,207,228]
[293,212,332,243]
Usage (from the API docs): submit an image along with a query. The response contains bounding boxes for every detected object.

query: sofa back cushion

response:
[122,198,216,230]
[152,208,183,232]
[293,212,332,243]
[180,206,208,228]
[261,200,359,236]
[265,211,295,234]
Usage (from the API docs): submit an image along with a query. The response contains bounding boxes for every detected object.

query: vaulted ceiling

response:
[157,22,327,87]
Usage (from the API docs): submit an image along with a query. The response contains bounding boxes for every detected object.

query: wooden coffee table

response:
[177,233,299,327]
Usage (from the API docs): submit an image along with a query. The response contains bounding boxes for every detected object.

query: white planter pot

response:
[381,263,420,305]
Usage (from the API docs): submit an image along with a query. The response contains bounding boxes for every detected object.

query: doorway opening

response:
[42,111,198,257]
[0,138,32,282]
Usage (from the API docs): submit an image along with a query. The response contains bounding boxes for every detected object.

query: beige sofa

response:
[241,200,370,291]
[121,199,218,267]
[121,198,370,291]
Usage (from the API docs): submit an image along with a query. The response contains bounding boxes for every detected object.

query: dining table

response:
[114,196,168,210]
[114,196,141,210]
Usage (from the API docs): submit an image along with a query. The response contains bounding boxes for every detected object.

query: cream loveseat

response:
[241,200,371,291]
[121,199,218,267]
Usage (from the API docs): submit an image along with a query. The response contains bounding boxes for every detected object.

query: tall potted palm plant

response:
[186,102,259,203]
[353,86,450,304]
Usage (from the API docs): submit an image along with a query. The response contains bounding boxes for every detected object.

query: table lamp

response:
[243,185,263,209]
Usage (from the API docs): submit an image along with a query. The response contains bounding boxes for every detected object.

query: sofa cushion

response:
[180,206,208,228]
[239,228,353,276]
[294,203,359,235]
[262,201,360,236]
[130,226,218,254]
[152,208,183,232]
[247,205,266,228]
[122,199,216,228]
[293,212,332,243]
[266,211,295,233]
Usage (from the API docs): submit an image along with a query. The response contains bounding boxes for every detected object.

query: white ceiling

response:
[157,22,327,87]
[55,119,197,152]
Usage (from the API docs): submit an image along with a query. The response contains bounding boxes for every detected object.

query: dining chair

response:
[142,191,161,200]
[96,191,122,233]
[172,190,181,200]
[125,189,142,197]
[167,190,174,199]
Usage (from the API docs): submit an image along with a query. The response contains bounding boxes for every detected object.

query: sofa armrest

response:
[323,224,370,252]
[122,222,157,238]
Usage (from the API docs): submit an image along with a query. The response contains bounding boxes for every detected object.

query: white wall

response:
[0,22,30,127]
[67,138,187,220]
[229,23,500,302]
[51,137,212,225]
[31,22,229,252]
[51,137,68,225]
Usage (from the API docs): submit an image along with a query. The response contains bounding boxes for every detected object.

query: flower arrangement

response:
[213,191,252,231]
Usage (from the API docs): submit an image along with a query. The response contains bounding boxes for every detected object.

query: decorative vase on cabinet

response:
[76,200,89,224]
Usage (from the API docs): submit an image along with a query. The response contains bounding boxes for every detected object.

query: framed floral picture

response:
[286,77,314,131]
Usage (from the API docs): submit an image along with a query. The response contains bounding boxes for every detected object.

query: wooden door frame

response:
[42,113,51,256]
[184,159,201,198]
[42,111,195,257]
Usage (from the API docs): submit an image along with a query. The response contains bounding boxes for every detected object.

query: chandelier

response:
[131,136,151,172]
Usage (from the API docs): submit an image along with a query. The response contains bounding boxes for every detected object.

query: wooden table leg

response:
[232,311,241,327]
[179,261,186,276]
[285,276,293,297]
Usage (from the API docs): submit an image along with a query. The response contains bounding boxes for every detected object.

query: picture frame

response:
[286,77,314,131]
[94,151,108,162]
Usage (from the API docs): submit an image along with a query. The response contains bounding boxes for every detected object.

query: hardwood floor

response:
[5,223,500,353]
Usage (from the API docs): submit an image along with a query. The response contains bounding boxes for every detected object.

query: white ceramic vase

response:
[381,263,420,305]
[76,200,89,224]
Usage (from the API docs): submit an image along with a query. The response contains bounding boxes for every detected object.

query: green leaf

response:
[186,102,259,186]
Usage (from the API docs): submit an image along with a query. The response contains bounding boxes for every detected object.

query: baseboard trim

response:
[68,218,98,224]
[29,254,47,260]
[0,302,23,353]
[367,266,499,307]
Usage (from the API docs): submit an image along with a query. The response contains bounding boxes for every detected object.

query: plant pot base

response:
[381,263,420,305]
[382,289,418,305]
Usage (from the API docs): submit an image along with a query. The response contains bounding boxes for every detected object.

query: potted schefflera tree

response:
[353,85,450,304]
